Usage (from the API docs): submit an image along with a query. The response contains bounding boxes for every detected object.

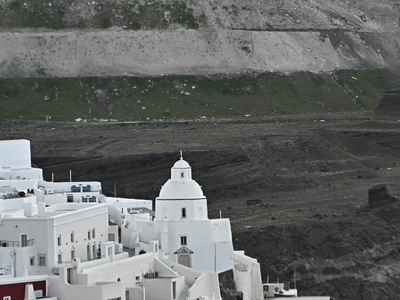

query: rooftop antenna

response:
[180,150,183,160]
[70,170,72,182]
[294,268,296,290]
[114,183,117,198]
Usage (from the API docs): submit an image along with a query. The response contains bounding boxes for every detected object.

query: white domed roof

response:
[173,159,190,169]
[158,155,205,200]
[159,180,204,199]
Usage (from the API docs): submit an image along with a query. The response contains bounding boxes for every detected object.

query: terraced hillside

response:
[0,0,399,77]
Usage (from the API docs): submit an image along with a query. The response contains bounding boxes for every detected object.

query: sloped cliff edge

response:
[0,29,399,78]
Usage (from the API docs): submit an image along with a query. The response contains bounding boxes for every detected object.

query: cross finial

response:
[180,150,183,160]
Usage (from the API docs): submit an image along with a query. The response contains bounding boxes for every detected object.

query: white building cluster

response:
[0,139,330,300]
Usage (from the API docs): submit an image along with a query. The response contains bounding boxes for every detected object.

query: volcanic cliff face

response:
[0,0,399,77]
[2,116,400,299]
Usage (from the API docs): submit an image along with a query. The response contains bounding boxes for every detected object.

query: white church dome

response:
[173,159,190,169]
[159,180,204,199]
[158,156,204,200]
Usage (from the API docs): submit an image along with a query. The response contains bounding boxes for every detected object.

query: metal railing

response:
[0,239,34,247]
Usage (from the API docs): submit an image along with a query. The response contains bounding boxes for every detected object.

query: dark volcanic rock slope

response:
[34,149,265,201]
[233,201,400,299]
[2,116,400,299]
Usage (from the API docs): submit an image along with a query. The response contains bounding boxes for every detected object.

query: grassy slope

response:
[0,69,399,121]
[0,0,204,30]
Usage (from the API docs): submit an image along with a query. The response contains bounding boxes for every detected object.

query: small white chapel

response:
[121,153,264,300]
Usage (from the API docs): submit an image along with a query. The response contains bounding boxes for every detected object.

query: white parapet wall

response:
[0,140,31,170]
[232,251,264,300]
[187,273,221,300]
[159,257,222,300]
[0,195,38,217]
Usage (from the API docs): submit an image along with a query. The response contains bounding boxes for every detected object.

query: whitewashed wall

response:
[155,199,208,221]
[0,140,31,169]
[158,220,234,273]
[187,273,221,300]
[52,205,109,264]
[0,247,15,278]
[232,252,263,300]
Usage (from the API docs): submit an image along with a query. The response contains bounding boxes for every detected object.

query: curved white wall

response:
[155,198,208,221]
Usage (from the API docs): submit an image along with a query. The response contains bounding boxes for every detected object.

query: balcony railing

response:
[1,239,34,247]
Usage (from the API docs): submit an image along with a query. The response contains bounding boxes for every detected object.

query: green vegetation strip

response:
[0,0,205,29]
[0,69,399,121]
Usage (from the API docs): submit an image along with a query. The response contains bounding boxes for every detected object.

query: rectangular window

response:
[58,253,62,264]
[57,234,62,246]
[4,296,12,300]
[180,236,187,246]
[87,245,91,261]
[88,230,91,240]
[38,254,46,266]
[67,194,74,202]
[30,256,35,266]
[93,244,96,260]
[181,207,186,219]
[21,234,28,247]
[172,281,177,300]
[108,233,115,241]
[71,231,74,243]
[92,228,95,239]
[135,275,141,287]
[71,249,75,260]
